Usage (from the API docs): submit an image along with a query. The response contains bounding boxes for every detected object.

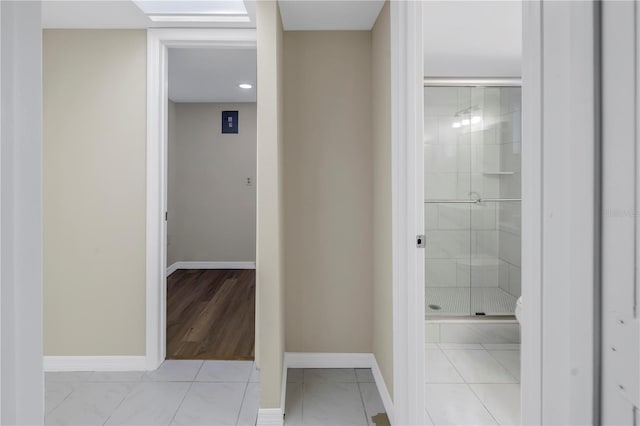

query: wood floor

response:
[166,269,255,360]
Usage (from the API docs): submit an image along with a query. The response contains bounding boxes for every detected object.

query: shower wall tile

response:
[438,118,458,144]
[425,230,471,259]
[481,145,502,172]
[472,230,499,258]
[471,204,497,230]
[426,259,457,287]
[500,143,521,173]
[424,117,439,144]
[456,261,471,287]
[434,144,460,173]
[482,89,502,119]
[498,112,521,145]
[438,205,470,230]
[508,265,521,298]
[425,204,439,230]
[500,172,521,200]
[482,175,501,198]
[501,88,521,115]
[424,144,438,173]
[497,201,521,234]
[469,263,500,288]
[456,173,472,199]
[425,172,457,199]
[476,127,498,145]
[498,261,510,293]
[457,142,471,171]
[498,231,521,267]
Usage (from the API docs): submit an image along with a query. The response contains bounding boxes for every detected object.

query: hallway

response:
[167,269,255,360]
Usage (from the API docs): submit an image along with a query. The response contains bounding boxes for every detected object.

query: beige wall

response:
[167,102,257,266]
[283,31,374,353]
[371,1,394,398]
[43,30,147,356]
[256,0,285,409]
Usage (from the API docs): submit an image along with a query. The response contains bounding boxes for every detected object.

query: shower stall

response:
[424,79,521,338]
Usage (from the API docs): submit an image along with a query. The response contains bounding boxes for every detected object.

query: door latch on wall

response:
[416,235,425,248]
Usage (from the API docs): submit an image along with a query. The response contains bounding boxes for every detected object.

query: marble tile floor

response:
[284,368,388,426]
[45,350,517,426]
[45,360,260,426]
[425,343,521,426]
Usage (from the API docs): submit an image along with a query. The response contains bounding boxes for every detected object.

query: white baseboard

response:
[166,261,256,276]
[256,408,284,426]
[282,352,394,423]
[369,356,395,423]
[284,352,373,369]
[43,356,148,372]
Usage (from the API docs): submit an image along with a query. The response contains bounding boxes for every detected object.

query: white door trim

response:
[521,1,543,423]
[145,28,257,370]
[390,2,425,424]
[166,261,256,276]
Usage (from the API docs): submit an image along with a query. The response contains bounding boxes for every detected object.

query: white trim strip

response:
[43,356,148,372]
[166,261,256,276]
[282,352,394,423]
[256,408,284,426]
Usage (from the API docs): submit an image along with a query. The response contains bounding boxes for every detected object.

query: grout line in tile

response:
[467,384,501,426]
[168,381,195,426]
[356,382,370,426]
[437,347,468,384]
[47,385,75,418]
[300,381,305,425]
[485,349,521,383]
[235,381,251,426]
[101,382,139,426]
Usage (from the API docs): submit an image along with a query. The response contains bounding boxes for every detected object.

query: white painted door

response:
[601,1,640,424]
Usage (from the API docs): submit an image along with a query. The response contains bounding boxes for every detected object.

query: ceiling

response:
[42,0,383,30]
[42,0,257,28]
[278,0,384,31]
[168,48,257,103]
[42,0,522,98]
[423,1,522,77]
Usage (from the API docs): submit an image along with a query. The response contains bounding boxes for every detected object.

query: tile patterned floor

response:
[283,368,387,426]
[45,350,517,426]
[45,360,259,426]
[425,343,521,426]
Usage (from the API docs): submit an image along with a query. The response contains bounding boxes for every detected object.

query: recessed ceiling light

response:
[238,83,253,89]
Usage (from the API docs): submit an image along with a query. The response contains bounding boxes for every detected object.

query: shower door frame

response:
[423,78,522,318]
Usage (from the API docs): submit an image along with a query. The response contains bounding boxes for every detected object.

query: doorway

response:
[164,46,257,361]
[423,80,522,425]
[146,29,257,369]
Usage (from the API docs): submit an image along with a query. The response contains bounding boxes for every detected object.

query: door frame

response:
[390,2,425,424]
[145,28,257,369]
[390,1,546,424]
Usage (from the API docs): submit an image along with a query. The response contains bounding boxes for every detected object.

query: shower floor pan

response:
[426,287,517,317]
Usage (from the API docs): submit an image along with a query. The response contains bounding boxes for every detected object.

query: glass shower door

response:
[468,86,521,315]
[424,86,473,316]
[425,85,521,317]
